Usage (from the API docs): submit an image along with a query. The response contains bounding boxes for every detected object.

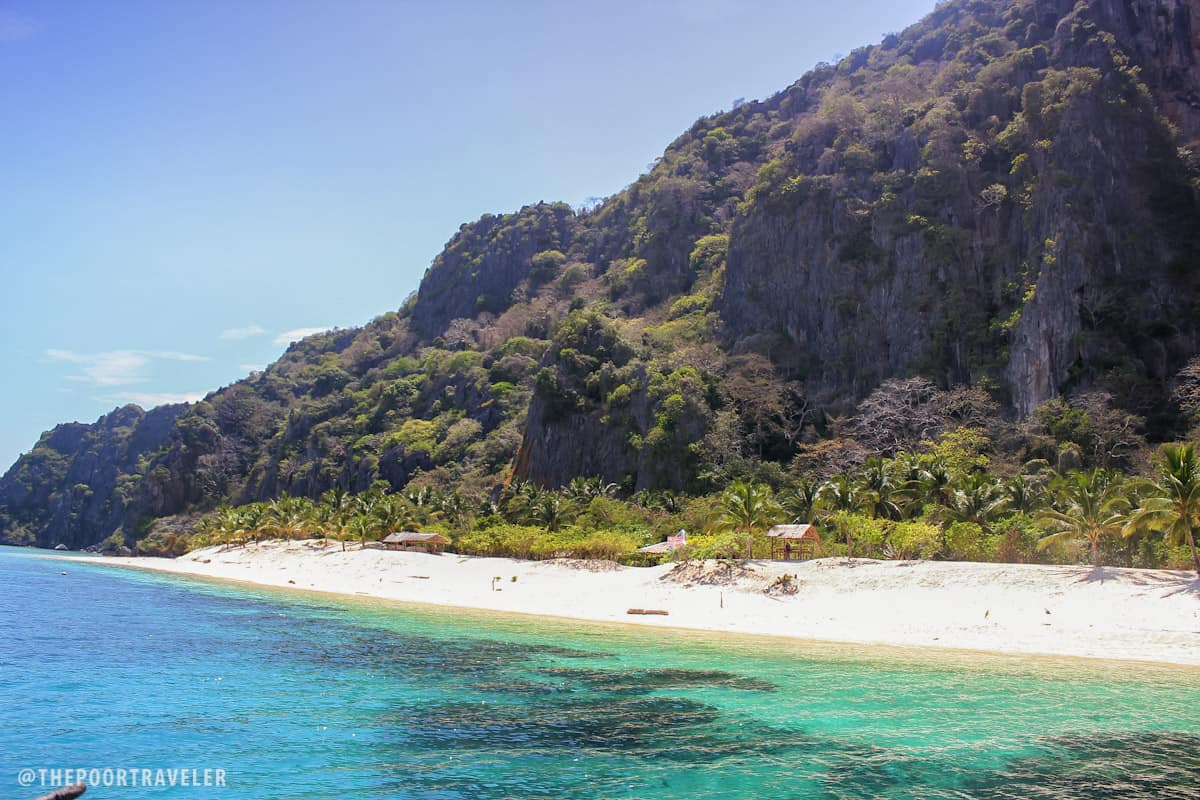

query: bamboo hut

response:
[380,531,449,554]
[635,530,687,565]
[766,524,819,561]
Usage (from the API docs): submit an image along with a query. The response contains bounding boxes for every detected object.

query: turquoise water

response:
[1,547,1198,799]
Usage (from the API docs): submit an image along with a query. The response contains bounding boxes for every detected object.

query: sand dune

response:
[68,541,1200,666]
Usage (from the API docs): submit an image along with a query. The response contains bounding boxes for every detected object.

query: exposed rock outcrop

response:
[0,404,186,548]
[5,0,1200,547]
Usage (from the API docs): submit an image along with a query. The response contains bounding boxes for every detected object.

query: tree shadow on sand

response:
[1059,565,1199,596]
[1162,575,1200,598]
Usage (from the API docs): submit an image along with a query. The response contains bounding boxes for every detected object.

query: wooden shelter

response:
[635,530,687,565]
[380,531,449,554]
[766,524,819,561]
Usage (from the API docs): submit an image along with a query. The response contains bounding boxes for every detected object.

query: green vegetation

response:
[4,0,1199,563]
[183,407,1200,575]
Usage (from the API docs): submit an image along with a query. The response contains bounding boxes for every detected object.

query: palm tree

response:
[263,495,308,541]
[720,480,781,560]
[563,477,593,503]
[372,496,417,542]
[1000,474,1045,515]
[650,490,683,514]
[405,486,428,507]
[944,473,1007,529]
[817,475,859,515]
[564,476,618,502]
[890,452,927,518]
[197,505,243,547]
[855,458,902,520]
[503,484,540,525]
[241,503,266,544]
[349,514,376,548]
[529,494,573,532]
[438,491,473,528]
[779,478,819,524]
[917,459,955,508]
[1037,469,1132,568]
[1125,443,1200,574]
[319,487,353,547]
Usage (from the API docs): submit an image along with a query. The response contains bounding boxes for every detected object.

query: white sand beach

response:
[67,542,1200,666]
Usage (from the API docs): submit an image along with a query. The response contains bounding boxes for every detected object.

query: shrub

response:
[828,511,886,558]
[691,235,724,275]
[99,531,127,553]
[944,521,994,562]
[992,514,1042,563]
[135,531,191,557]
[684,531,746,560]
[575,529,640,560]
[530,249,567,282]
[558,263,589,290]
[887,521,941,560]
[575,496,650,534]
[455,524,542,559]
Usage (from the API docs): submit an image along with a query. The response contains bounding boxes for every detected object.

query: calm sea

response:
[1,545,1198,799]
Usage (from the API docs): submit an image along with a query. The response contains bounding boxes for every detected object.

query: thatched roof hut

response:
[380,531,449,553]
[766,524,818,541]
[766,524,818,560]
[635,530,687,564]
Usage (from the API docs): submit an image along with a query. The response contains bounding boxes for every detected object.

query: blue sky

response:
[0,0,933,470]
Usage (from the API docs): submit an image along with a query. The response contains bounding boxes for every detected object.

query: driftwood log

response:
[34,783,86,800]
[626,608,669,615]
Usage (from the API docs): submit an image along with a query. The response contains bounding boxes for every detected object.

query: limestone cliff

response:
[4,0,1200,547]
[0,404,186,548]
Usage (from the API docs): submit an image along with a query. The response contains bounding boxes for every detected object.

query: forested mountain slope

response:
[4,0,1200,549]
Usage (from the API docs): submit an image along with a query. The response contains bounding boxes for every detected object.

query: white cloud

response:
[44,348,209,385]
[274,326,331,345]
[220,324,266,341]
[47,349,149,386]
[117,391,206,408]
[152,351,211,362]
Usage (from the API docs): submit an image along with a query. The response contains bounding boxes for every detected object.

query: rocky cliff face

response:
[411,203,577,340]
[0,404,186,548]
[1089,0,1200,137]
[4,0,1200,547]
[720,0,1200,416]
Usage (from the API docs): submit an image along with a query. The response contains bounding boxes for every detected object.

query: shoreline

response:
[46,541,1200,667]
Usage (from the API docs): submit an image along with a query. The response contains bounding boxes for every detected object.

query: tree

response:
[373,497,417,544]
[349,514,376,548]
[197,505,245,547]
[1001,474,1045,515]
[944,473,1007,529]
[1125,444,1200,574]
[720,480,781,560]
[263,494,312,541]
[725,354,809,458]
[904,458,955,511]
[1037,470,1132,568]
[529,494,573,532]
[780,478,819,524]
[564,477,618,503]
[853,377,945,455]
[855,458,902,520]
[817,475,860,515]
[319,487,352,548]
